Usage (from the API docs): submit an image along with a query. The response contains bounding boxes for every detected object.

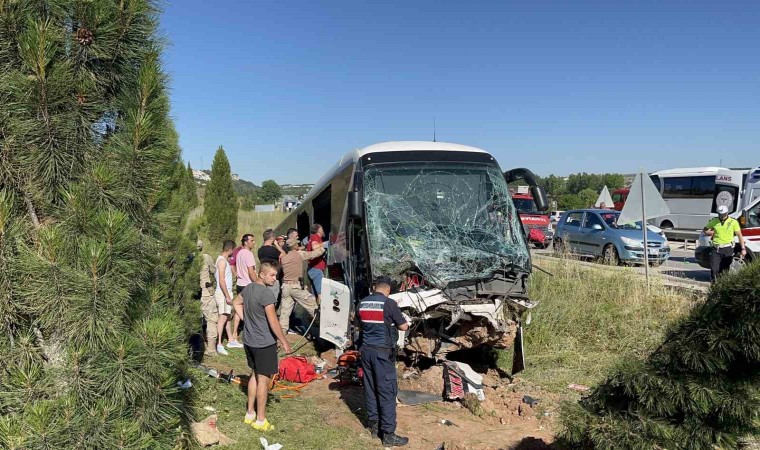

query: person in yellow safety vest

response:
[703,205,747,282]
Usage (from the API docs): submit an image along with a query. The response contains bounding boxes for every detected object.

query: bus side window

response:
[650,175,661,192]
[747,201,760,228]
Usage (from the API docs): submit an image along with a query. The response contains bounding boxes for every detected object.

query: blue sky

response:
[161,1,759,185]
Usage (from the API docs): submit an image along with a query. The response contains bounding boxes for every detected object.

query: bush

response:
[559,261,760,449]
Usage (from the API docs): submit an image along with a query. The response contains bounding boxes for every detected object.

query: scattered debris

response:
[397,389,443,406]
[522,395,540,407]
[567,383,591,392]
[191,415,235,447]
[260,436,283,450]
[439,419,459,427]
[443,362,485,401]
[176,379,193,390]
[203,406,216,412]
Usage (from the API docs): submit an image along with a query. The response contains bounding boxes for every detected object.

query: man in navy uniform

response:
[358,276,410,447]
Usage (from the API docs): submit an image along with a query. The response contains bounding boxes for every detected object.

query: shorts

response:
[245,344,278,377]
[307,267,323,295]
[214,290,233,315]
[236,284,248,295]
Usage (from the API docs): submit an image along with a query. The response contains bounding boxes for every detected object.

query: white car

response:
[549,210,564,223]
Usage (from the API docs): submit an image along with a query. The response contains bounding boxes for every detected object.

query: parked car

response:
[554,209,671,265]
[549,210,564,223]
[694,196,759,269]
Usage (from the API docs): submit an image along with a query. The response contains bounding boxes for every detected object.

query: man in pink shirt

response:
[229,233,257,348]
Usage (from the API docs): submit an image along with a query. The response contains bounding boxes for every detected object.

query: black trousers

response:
[360,346,397,434]
[710,246,734,282]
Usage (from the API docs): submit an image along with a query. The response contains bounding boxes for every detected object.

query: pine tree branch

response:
[24,193,40,228]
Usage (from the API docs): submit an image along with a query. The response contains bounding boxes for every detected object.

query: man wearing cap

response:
[357,276,409,447]
[278,237,324,334]
[704,205,746,282]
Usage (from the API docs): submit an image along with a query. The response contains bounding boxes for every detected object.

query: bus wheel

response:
[603,244,619,265]
[660,220,674,229]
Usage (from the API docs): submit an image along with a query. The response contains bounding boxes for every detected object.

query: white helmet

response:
[716,205,729,215]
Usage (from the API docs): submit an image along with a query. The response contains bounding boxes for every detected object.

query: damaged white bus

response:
[274,141,547,372]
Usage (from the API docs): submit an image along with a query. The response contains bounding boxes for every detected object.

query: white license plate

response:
[648,248,659,255]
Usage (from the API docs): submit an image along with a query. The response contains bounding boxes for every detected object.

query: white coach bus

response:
[649,166,760,231]
[273,141,548,371]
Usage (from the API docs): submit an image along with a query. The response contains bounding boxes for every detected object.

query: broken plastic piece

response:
[397,390,443,405]
[439,419,459,427]
[522,395,539,407]
[260,437,283,450]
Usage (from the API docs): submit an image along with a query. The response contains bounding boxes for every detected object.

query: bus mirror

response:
[531,185,549,212]
[348,191,363,220]
[739,215,747,227]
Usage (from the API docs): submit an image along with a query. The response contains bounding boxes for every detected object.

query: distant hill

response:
[193,169,258,197]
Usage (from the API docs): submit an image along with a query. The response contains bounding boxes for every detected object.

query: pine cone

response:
[76,27,94,46]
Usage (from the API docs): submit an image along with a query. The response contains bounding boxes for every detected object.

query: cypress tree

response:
[560,263,760,449]
[204,146,238,244]
[184,163,199,209]
[0,1,195,448]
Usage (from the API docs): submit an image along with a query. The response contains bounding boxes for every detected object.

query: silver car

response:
[554,209,671,265]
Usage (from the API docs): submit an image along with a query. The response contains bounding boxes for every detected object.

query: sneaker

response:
[251,418,274,432]
[381,432,409,447]
[366,421,379,439]
[227,340,244,348]
[287,329,299,335]
[216,344,229,355]
[243,413,255,424]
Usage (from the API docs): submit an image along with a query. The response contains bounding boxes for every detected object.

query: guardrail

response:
[663,229,701,241]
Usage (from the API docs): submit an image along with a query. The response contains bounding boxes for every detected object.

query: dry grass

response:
[512,257,697,393]
[237,210,288,238]
[193,208,288,252]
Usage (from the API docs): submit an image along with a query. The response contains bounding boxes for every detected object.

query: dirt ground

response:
[201,335,556,449]
[302,349,557,450]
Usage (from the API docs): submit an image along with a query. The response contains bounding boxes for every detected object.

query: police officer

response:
[358,276,409,447]
[704,205,746,282]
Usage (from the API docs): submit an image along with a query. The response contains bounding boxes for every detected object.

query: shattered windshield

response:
[364,162,531,287]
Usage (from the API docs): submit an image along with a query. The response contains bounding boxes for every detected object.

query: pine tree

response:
[183,163,199,209]
[204,146,238,244]
[560,262,760,449]
[0,2,196,448]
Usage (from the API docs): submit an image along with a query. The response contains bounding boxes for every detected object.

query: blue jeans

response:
[307,267,323,295]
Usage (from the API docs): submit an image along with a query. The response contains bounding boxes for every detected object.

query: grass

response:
[511,256,696,393]
[194,207,288,256]
[190,345,371,450]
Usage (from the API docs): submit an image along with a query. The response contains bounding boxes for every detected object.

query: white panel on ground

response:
[319,278,352,349]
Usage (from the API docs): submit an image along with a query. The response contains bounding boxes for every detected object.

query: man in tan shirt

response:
[278,237,325,334]
[197,240,218,356]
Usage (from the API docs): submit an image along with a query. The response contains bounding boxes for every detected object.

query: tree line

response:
[530,172,627,210]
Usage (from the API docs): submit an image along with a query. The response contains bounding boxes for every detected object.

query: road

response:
[532,242,711,285]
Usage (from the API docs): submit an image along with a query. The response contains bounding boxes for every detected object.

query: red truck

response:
[612,188,629,211]
[512,192,553,248]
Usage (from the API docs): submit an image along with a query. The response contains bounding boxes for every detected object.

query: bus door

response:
[743,167,760,208]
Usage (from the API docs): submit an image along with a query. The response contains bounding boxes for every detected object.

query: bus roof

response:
[651,167,732,176]
[306,141,491,199]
